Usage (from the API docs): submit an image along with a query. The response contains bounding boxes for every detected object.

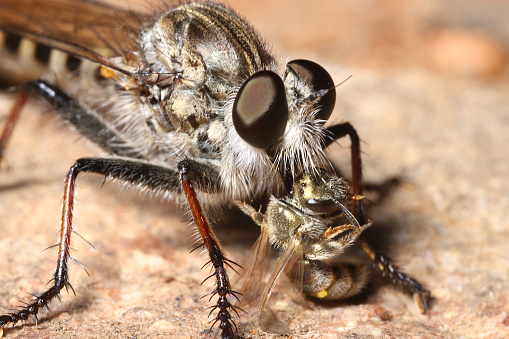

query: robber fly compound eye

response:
[287,59,336,121]
[232,70,288,149]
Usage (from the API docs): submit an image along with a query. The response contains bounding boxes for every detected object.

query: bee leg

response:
[178,160,240,339]
[233,201,265,226]
[324,122,365,223]
[359,235,431,313]
[0,79,146,165]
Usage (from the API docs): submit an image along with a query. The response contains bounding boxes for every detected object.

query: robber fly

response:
[0,0,430,337]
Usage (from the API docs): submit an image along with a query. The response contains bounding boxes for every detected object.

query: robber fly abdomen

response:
[0,31,81,88]
[0,1,430,337]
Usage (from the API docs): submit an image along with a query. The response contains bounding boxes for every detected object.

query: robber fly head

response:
[139,55,337,199]
[230,59,336,173]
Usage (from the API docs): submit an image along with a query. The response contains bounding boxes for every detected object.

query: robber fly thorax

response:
[0,1,430,337]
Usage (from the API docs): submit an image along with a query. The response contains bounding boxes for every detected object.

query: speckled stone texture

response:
[0,0,508,338]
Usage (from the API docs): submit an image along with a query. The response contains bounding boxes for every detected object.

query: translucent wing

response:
[236,225,271,306]
[257,235,302,334]
[235,200,309,334]
[0,0,148,73]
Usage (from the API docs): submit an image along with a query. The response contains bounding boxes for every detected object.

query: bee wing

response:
[236,225,271,307]
[257,235,304,335]
[0,0,148,74]
[236,218,310,334]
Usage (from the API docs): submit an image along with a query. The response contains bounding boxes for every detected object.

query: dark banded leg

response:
[325,122,431,312]
[360,236,430,312]
[0,157,180,328]
[0,157,239,338]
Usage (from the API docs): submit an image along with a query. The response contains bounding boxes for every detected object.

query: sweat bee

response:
[235,169,430,334]
[235,169,372,334]
[0,0,430,337]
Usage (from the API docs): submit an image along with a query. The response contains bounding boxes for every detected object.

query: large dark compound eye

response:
[233,70,288,149]
[287,59,336,121]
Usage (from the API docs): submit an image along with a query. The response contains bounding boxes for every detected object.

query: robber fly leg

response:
[0,161,83,328]
[0,83,32,163]
[0,80,146,166]
[325,123,431,313]
[0,160,75,326]
[0,157,184,329]
[359,234,431,313]
[178,160,240,339]
[363,177,402,204]
[324,122,365,223]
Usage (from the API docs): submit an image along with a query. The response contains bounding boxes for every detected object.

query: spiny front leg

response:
[178,160,241,339]
[326,123,431,312]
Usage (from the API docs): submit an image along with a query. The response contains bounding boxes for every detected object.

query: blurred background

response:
[224,0,509,80]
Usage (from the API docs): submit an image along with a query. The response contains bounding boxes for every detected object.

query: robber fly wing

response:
[0,0,147,74]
